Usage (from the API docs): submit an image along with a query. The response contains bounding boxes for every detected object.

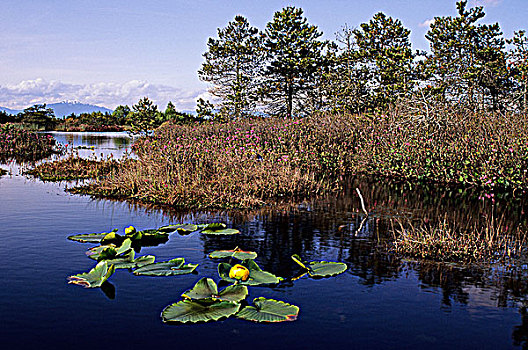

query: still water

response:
[1,133,528,349]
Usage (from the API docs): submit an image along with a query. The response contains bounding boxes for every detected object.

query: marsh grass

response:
[389,215,527,264]
[34,110,528,209]
[0,123,63,162]
[26,152,119,181]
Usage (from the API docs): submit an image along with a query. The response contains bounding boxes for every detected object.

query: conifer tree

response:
[199,15,263,118]
[353,12,415,109]
[422,0,508,110]
[262,7,329,117]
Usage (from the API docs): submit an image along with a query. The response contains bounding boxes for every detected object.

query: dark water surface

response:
[2,134,528,349]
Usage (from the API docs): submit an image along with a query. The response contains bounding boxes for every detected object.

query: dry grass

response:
[26,153,118,181]
[389,215,526,264]
[30,110,528,209]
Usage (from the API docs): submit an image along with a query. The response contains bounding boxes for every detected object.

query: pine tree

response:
[353,12,415,110]
[507,30,528,114]
[199,15,263,118]
[422,0,508,110]
[262,7,329,117]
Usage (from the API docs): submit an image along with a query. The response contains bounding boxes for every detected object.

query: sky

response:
[0,0,526,111]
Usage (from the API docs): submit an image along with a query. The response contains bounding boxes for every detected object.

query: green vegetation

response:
[199,1,527,117]
[1,98,197,133]
[67,223,346,324]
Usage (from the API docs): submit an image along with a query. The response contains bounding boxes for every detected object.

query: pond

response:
[1,133,528,349]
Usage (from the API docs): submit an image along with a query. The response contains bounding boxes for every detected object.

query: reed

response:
[389,215,526,264]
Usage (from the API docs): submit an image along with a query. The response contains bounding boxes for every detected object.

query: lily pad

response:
[67,261,115,288]
[291,254,347,278]
[98,249,135,265]
[161,299,241,324]
[201,223,240,235]
[68,229,118,243]
[236,297,299,323]
[158,224,199,235]
[101,231,123,244]
[87,238,133,261]
[133,257,198,276]
[209,248,257,260]
[182,277,248,303]
[68,227,168,245]
[112,255,156,269]
[218,260,281,286]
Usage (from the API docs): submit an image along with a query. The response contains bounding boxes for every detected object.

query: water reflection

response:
[43,131,134,158]
[4,132,528,348]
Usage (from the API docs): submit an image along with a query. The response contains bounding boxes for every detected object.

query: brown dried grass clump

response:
[390,215,526,264]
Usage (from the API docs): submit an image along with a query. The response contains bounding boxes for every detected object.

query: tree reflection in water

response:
[102,175,528,347]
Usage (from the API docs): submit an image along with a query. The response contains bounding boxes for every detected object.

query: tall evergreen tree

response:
[127,97,160,134]
[323,25,371,114]
[20,104,56,130]
[262,7,329,117]
[353,12,415,109]
[199,15,263,118]
[507,30,528,114]
[422,0,508,110]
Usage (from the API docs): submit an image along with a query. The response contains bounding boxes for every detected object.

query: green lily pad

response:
[236,297,299,323]
[98,249,135,265]
[209,248,257,260]
[101,231,123,244]
[68,229,118,243]
[67,261,115,288]
[112,255,156,269]
[87,238,133,261]
[161,299,241,324]
[201,223,240,235]
[158,224,199,234]
[291,254,347,278]
[68,227,168,245]
[218,260,281,286]
[133,257,198,276]
[181,277,248,303]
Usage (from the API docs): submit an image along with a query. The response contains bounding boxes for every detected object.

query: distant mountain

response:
[0,106,22,115]
[48,102,113,118]
[0,102,113,118]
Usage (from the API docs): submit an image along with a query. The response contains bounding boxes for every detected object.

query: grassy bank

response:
[67,111,528,208]
[0,123,63,162]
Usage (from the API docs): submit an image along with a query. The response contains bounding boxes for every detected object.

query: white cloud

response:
[419,18,435,28]
[471,0,502,7]
[0,78,205,111]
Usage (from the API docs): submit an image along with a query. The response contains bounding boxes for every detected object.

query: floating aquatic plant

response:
[68,227,169,245]
[68,229,119,243]
[236,297,299,323]
[67,261,115,288]
[133,257,198,276]
[201,223,240,235]
[182,277,248,303]
[161,299,241,324]
[158,224,199,235]
[209,247,257,260]
[291,254,347,278]
[87,238,133,261]
[218,260,282,286]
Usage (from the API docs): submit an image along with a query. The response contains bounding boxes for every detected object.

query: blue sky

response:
[0,0,526,110]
